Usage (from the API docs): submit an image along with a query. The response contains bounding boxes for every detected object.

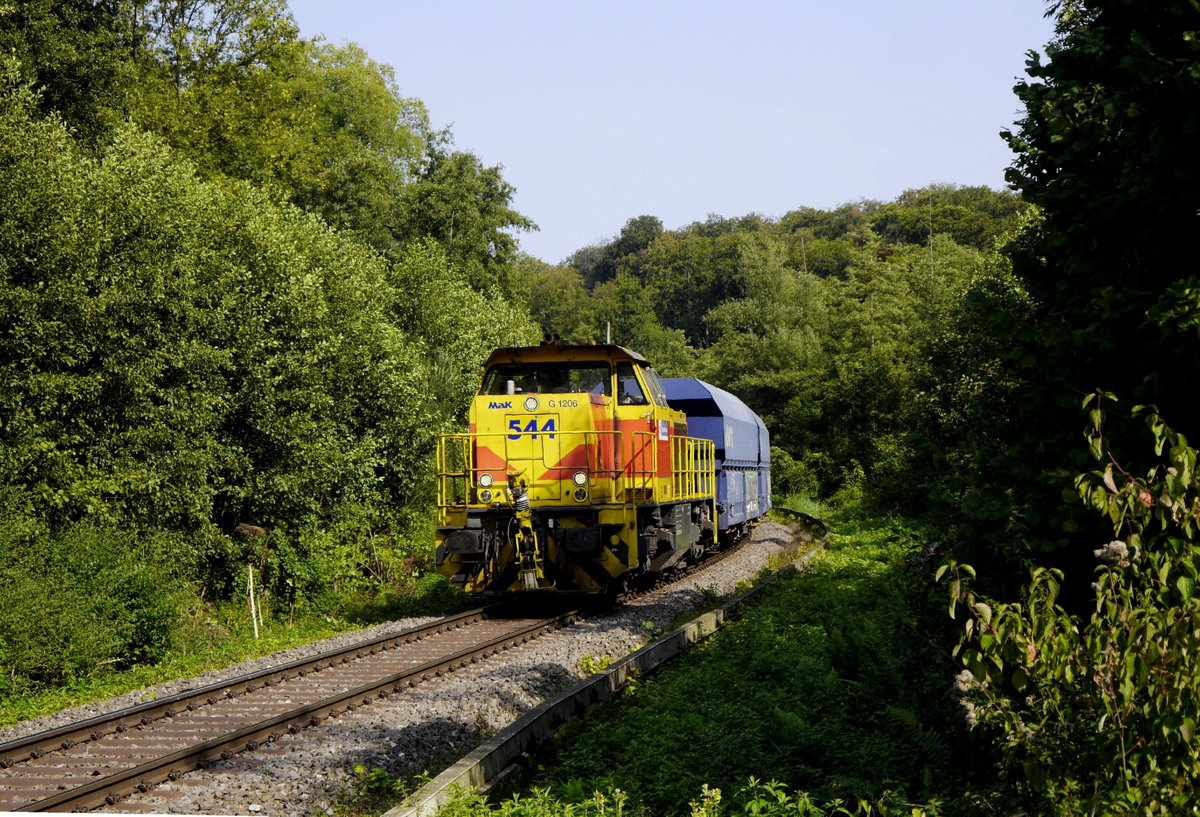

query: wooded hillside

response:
[510,186,1029,513]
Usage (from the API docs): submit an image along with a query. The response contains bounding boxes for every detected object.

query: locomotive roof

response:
[483,342,649,367]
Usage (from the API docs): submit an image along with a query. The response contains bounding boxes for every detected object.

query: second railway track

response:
[0,605,579,812]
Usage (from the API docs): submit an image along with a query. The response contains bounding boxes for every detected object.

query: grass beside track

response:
[409,505,1013,817]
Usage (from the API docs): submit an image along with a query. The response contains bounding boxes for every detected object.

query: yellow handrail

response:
[672,435,715,500]
[436,431,715,510]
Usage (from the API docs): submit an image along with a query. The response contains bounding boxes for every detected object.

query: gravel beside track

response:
[3,520,798,816]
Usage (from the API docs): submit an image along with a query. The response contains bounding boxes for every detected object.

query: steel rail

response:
[8,608,579,812]
[0,605,497,772]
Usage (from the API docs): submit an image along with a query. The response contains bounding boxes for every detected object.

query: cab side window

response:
[571,364,611,396]
[616,363,647,405]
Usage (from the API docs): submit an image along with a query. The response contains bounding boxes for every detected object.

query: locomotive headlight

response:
[478,473,494,488]
[479,489,493,503]
[523,396,539,411]
[573,488,588,502]
[571,470,588,487]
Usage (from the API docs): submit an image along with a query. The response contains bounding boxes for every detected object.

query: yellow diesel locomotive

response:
[434,341,769,595]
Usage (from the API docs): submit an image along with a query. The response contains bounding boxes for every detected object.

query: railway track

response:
[771,506,831,543]
[0,605,578,812]
[616,508,828,603]
[0,518,823,813]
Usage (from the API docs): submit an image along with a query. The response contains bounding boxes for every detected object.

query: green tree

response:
[869,185,1031,251]
[0,68,440,597]
[393,131,536,291]
[0,0,135,140]
[637,231,757,345]
[777,204,882,279]
[683,212,770,238]
[819,237,989,504]
[280,41,427,249]
[1002,0,1200,432]
[558,190,1018,501]
[575,214,663,288]
[131,0,298,96]
[778,201,877,241]
[504,255,593,340]
[385,241,540,432]
[586,272,662,349]
[701,237,828,452]
[926,0,1200,563]
[130,8,430,253]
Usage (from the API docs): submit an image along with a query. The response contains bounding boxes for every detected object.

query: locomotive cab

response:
[435,341,717,594]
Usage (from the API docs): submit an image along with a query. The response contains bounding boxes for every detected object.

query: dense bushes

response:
[1,72,402,530]
[542,541,937,811]
[944,401,1200,813]
[916,5,1200,811]
[0,495,188,693]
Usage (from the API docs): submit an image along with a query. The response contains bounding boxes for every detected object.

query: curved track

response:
[0,516,825,813]
[771,506,831,542]
[0,606,577,812]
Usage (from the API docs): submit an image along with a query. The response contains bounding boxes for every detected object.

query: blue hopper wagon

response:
[661,377,772,537]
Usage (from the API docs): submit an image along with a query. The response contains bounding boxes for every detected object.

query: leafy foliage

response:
[515,184,1027,501]
[14,9,1198,813]
[393,131,537,291]
[920,0,1200,563]
[1,75,408,536]
[944,398,1200,813]
[570,215,663,289]
[433,779,938,817]
[916,4,1200,812]
[543,520,973,811]
[334,765,431,817]
[0,496,187,693]
[0,0,135,140]
[439,511,1009,816]
[869,185,1030,251]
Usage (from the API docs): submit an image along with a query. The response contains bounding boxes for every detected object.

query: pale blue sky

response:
[287,1,1056,264]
